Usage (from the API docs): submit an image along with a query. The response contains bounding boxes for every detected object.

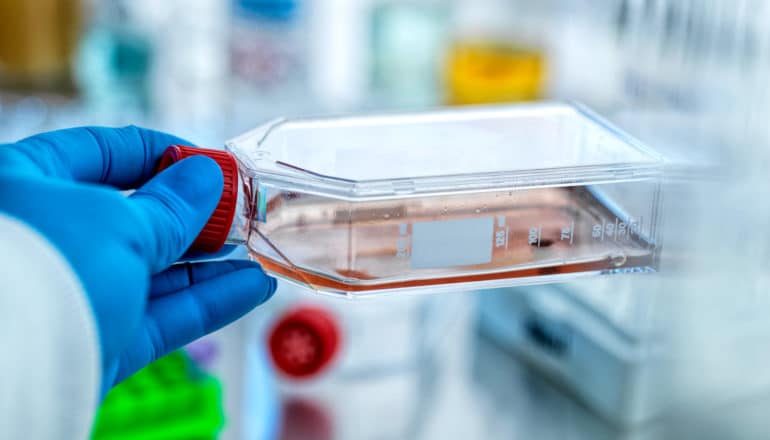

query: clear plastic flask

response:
[157,102,664,296]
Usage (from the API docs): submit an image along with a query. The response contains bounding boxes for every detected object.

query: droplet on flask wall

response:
[609,253,627,267]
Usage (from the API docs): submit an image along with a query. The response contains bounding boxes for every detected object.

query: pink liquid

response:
[247,186,655,293]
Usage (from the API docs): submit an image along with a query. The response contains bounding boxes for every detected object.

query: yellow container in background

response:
[0,0,82,92]
[445,40,546,105]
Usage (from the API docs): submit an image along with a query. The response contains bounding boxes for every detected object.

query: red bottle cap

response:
[156,145,239,253]
[268,306,341,378]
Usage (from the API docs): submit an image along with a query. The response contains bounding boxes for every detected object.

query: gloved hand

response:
[0,126,277,395]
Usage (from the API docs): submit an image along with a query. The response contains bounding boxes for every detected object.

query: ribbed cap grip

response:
[156,145,238,253]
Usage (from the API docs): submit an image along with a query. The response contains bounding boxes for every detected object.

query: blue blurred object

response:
[76,0,153,115]
[369,0,449,108]
[229,0,309,120]
[0,126,276,396]
[235,0,300,21]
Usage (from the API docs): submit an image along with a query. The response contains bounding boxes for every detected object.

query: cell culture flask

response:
[157,102,664,296]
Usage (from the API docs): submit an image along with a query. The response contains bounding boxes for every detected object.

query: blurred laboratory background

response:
[2,0,770,439]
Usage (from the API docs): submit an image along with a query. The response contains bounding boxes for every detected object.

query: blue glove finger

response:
[150,259,267,298]
[5,126,191,187]
[128,156,223,272]
[114,260,277,383]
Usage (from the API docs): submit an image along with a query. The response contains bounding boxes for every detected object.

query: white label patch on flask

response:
[410,217,494,269]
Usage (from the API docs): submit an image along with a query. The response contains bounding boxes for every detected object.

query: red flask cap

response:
[268,306,341,378]
[156,145,239,253]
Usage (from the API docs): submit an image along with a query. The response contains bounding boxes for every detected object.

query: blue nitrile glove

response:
[0,126,277,394]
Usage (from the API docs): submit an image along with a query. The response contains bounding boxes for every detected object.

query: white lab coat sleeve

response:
[0,213,101,439]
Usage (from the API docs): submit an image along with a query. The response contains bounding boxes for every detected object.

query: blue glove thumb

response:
[128,155,223,273]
